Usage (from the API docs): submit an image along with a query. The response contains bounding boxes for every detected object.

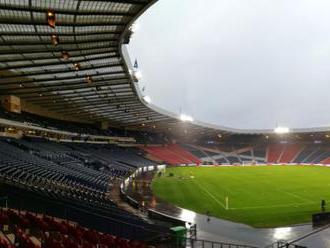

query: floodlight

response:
[51,34,59,46]
[47,10,56,28]
[143,95,151,104]
[134,70,142,80]
[61,51,70,60]
[73,63,81,71]
[274,127,290,134]
[129,23,139,33]
[180,114,194,122]
[85,76,93,84]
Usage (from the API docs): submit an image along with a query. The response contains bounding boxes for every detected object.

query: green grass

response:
[151,166,330,228]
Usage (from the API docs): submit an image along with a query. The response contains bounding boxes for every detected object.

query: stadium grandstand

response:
[0,0,329,248]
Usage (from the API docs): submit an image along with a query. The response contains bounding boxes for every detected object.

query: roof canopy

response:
[0,0,329,139]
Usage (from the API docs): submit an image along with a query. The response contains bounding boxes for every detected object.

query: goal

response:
[242,160,257,166]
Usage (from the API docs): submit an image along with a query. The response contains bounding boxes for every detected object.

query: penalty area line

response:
[193,181,227,210]
[279,190,314,204]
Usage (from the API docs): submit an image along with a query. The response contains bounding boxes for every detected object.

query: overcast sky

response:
[128,0,330,130]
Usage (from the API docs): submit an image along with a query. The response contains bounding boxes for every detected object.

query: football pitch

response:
[151,166,330,227]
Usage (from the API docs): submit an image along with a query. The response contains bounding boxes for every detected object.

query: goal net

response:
[242,160,257,166]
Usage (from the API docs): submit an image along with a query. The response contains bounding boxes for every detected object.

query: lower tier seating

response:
[0,208,147,248]
[0,137,167,241]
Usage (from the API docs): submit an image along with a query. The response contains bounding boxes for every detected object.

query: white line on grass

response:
[281,190,314,203]
[193,181,227,209]
[229,201,316,210]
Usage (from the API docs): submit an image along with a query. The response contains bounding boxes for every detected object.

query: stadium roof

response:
[0,0,329,138]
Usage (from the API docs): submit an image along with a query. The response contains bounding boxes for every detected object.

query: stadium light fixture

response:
[129,22,139,33]
[274,126,290,134]
[47,10,56,28]
[51,34,59,46]
[180,114,194,122]
[134,70,142,81]
[143,95,151,104]
[85,76,93,84]
[61,51,70,60]
[73,63,81,71]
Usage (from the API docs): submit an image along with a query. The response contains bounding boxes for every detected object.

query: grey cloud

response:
[128,0,330,129]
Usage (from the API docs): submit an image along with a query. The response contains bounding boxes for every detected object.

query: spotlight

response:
[143,95,151,104]
[180,114,194,122]
[73,63,81,71]
[47,10,56,28]
[274,127,290,134]
[51,34,59,46]
[61,51,70,60]
[85,76,93,84]
[134,70,142,81]
[129,22,139,33]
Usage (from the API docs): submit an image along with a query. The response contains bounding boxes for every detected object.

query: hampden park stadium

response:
[0,0,330,247]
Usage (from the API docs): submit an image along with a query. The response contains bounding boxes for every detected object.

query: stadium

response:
[0,0,329,248]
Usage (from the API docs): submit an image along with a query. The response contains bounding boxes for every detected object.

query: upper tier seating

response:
[0,107,170,145]
[293,145,321,163]
[185,143,330,165]
[266,144,284,163]
[141,144,201,165]
[0,106,110,136]
[278,144,302,163]
[65,143,156,171]
[182,144,208,158]
[321,157,330,164]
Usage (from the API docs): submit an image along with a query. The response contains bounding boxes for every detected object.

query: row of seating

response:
[0,107,168,144]
[141,144,201,165]
[182,143,330,164]
[0,208,147,248]
[0,138,158,232]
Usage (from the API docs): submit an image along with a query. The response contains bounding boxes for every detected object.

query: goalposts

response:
[242,160,257,166]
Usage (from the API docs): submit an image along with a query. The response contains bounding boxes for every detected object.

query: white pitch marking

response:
[193,181,227,209]
[281,190,313,203]
[230,201,315,210]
